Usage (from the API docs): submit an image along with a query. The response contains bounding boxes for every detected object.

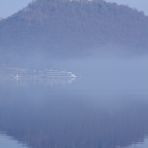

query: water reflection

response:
[0,134,29,148]
[124,138,148,148]
[0,84,148,148]
[0,58,148,148]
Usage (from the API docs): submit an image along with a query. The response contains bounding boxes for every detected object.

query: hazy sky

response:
[106,0,148,15]
[0,0,148,18]
[0,0,31,18]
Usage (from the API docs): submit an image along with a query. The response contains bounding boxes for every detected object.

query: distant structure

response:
[0,67,77,85]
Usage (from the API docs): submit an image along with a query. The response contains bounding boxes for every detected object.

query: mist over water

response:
[0,0,148,147]
[49,54,148,94]
[0,48,148,148]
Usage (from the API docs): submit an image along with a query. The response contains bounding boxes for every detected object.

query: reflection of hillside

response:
[0,134,29,148]
[0,90,148,148]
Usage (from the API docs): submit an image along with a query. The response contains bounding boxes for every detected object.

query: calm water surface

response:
[0,57,148,148]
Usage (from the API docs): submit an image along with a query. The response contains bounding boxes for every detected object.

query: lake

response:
[0,57,148,148]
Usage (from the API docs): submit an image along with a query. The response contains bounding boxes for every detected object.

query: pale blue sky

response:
[0,0,31,18]
[0,0,148,18]
[106,0,148,15]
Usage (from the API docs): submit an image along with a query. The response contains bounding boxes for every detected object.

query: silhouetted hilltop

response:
[0,0,148,59]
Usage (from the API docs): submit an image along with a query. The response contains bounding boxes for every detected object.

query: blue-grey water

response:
[0,56,148,148]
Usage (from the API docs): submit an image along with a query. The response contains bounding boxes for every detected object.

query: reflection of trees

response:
[0,134,29,148]
[0,92,148,148]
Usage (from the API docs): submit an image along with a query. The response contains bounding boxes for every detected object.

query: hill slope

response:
[0,0,148,59]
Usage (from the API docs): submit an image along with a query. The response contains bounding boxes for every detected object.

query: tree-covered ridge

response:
[0,0,148,61]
